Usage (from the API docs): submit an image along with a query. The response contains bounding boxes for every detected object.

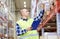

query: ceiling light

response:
[24,1,26,4]
[24,4,26,8]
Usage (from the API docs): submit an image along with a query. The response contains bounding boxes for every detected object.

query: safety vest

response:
[16,18,39,39]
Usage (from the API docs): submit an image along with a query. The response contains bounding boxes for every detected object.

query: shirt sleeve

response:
[16,24,27,36]
[34,9,44,21]
[31,9,44,30]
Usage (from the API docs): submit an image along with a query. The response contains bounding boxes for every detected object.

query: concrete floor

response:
[40,36,60,39]
[40,32,60,39]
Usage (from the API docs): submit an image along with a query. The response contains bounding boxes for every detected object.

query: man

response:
[16,8,44,39]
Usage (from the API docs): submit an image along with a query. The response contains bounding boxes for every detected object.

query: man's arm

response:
[34,9,44,21]
[16,24,27,36]
[31,9,44,30]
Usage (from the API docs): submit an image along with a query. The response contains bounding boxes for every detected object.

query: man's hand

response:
[26,27,32,31]
[37,27,40,32]
[37,26,42,32]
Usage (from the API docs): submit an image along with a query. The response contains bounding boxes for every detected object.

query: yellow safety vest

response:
[16,18,39,39]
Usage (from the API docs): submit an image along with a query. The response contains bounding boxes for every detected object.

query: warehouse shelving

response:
[35,1,57,38]
[0,0,16,39]
[37,0,55,31]
[38,7,56,34]
[0,0,8,39]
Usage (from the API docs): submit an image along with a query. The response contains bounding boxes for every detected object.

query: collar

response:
[21,18,28,21]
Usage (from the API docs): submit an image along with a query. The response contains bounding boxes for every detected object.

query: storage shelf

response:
[38,7,56,29]
[0,0,15,39]
[45,23,56,27]
[0,33,14,38]
[43,27,56,32]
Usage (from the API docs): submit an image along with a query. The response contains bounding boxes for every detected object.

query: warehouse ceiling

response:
[15,0,31,11]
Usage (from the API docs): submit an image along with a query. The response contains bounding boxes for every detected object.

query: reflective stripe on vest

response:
[20,34,38,39]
